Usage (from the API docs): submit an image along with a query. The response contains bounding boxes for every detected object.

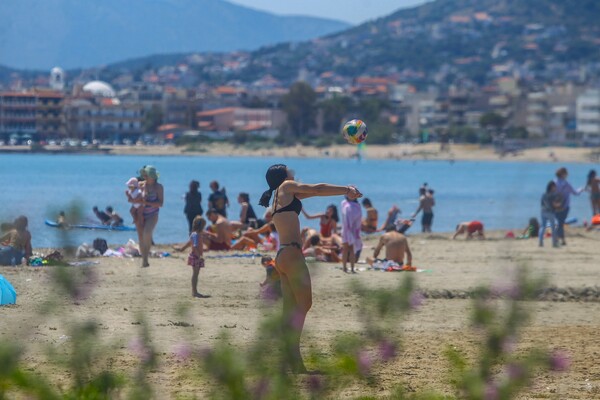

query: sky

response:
[227,0,429,24]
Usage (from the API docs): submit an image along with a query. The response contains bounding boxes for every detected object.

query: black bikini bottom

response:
[276,242,302,258]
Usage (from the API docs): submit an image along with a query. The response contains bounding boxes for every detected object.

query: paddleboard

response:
[45,220,136,232]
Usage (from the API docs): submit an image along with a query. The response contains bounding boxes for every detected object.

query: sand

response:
[105,142,600,163]
[3,143,597,163]
[1,228,599,398]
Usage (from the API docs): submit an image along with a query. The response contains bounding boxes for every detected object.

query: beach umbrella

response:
[0,274,17,305]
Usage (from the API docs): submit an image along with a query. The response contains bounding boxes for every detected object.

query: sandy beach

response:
[105,143,600,163]
[3,143,599,163]
[1,228,599,398]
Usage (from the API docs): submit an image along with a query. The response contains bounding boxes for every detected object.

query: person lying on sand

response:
[367,225,414,271]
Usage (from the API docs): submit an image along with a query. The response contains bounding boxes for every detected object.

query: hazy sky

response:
[227,0,429,24]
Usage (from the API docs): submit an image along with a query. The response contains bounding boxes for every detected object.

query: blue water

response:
[0,154,596,247]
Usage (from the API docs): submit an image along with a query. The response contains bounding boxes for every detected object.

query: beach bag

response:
[93,238,108,255]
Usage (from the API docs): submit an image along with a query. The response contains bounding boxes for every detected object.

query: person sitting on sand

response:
[367,224,414,271]
[93,206,111,225]
[259,256,281,300]
[453,221,485,240]
[238,192,258,229]
[301,204,339,239]
[204,209,255,251]
[0,215,32,266]
[302,234,341,263]
[105,206,124,227]
[518,217,540,239]
[361,198,379,233]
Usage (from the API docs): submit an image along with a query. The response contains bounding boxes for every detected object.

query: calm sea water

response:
[0,154,596,248]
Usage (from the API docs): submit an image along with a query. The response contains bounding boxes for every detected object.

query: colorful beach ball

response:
[342,119,368,145]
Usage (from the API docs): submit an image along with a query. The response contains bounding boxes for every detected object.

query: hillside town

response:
[2,6,600,149]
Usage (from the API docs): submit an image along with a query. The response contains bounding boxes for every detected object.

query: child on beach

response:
[186,216,210,298]
[259,256,281,300]
[125,177,144,228]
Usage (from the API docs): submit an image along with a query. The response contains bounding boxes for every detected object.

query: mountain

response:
[217,0,600,85]
[0,0,350,70]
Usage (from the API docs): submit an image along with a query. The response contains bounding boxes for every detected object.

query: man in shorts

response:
[367,225,414,271]
[453,221,485,239]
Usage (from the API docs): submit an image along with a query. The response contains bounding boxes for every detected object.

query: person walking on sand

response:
[186,216,210,298]
[453,220,485,240]
[554,167,582,246]
[341,197,362,273]
[584,170,600,216]
[411,186,435,233]
[258,164,362,373]
[184,180,203,234]
[539,181,561,248]
[139,166,163,268]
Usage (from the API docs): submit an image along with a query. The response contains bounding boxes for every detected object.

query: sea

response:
[0,153,597,248]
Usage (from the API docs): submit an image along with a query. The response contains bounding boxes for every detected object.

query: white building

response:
[577,89,600,145]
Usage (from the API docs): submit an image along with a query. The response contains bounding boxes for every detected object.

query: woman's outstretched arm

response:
[286,181,361,200]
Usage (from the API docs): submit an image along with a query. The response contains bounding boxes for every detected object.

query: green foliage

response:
[282,82,318,137]
[366,121,396,145]
[142,104,163,133]
[320,96,354,134]
[479,112,505,130]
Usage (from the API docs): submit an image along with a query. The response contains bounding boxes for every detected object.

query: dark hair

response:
[588,170,597,186]
[546,181,556,193]
[59,211,65,216]
[529,217,540,237]
[190,180,200,193]
[327,204,339,222]
[93,206,99,211]
[13,215,28,232]
[362,198,372,207]
[556,167,567,178]
[428,189,435,195]
[309,235,320,246]
[259,164,288,207]
[106,206,113,213]
[239,192,250,203]
[210,180,219,189]
[206,208,218,216]
[261,256,273,264]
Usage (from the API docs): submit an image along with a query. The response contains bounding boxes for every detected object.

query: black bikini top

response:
[272,188,302,215]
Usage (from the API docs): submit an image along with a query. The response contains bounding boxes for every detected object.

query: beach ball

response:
[342,119,368,145]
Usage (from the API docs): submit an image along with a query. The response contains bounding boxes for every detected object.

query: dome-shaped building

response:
[82,80,116,98]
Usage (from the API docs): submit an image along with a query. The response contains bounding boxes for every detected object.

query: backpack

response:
[93,238,108,255]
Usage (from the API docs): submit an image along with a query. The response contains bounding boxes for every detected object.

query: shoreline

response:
[2,143,599,163]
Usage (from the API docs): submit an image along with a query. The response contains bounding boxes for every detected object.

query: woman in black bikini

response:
[259,164,362,372]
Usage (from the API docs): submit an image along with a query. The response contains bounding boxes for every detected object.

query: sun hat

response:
[126,177,139,187]
[144,166,159,180]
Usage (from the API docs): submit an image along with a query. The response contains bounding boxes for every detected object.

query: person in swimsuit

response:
[238,192,258,228]
[93,206,111,225]
[184,180,203,235]
[367,224,414,271]
[411,186,435,233]
[139,166,164,267]
[301,204,339,239]
[360,198,378,233]
[258,164,362,373]
[0,215,32,266]
[185,216,210,298]
[585,169,600,216]
[453,220,485,240]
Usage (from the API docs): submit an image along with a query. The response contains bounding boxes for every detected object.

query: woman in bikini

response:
[140,166,164,268]
[301,204,339,239]
[259,164,362,372]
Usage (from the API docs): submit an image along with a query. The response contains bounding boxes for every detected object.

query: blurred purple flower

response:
[307,374,323,394]
[506,363,525,380]
[252,377,270,399]
[490,282,520,299]
[173,342,193,360]
[356,349,372,376]
[549,350,570,372]
[378,339,397,362]
[290,310,304,330]
[261,285,279,303]
[72,268,98,301]
[128,337,151,362]
[484,381,499,400]
[410,291,425,309]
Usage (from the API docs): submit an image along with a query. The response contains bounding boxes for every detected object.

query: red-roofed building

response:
[196,107,285,136]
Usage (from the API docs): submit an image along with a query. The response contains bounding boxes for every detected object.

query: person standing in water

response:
[412,185,435,233]
[259,164,362,373]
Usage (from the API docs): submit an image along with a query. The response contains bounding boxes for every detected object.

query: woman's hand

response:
[346,186,362,200]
